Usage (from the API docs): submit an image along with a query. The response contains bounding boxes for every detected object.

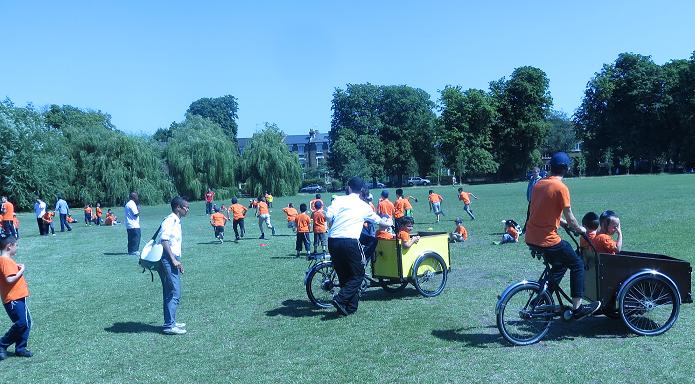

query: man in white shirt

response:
[158,196,189,335]
[326,177,391,316]
[34,198,47,236]
[124,192,141,256]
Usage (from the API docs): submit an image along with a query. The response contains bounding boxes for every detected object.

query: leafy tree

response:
[439,86,498,178]
[241,123,302,197]
[490,66,552,179]
[543,110,577,153]
[187,95,239,141]
[164,115,240,200]
[663,54,695,168]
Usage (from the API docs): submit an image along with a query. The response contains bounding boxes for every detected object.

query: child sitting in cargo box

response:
[375,220,394,240]
[397,216,420,249]
[579,212,599,253]
[592,210,622,255]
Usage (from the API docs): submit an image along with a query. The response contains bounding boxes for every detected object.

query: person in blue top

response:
[526,167,542,202]
[55,195,72,232]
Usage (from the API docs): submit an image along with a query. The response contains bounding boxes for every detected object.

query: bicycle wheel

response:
[305,262,338,309]
[411,253,448,297]
[496,284,554,346]
[618,274,680,336]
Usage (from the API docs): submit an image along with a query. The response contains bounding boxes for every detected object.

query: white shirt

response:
[327,193,390,239]
[34,200,46,218]
[124,200,140,229]
[159,212,183,257]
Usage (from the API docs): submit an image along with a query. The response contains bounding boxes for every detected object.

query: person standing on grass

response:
[428,190,444,223]
[327,177,392,316]
[204,188,215,215]
[229,198,247,242]
[0,235,33,359]
[158,197,189,335]
[55,195,71,232]
[525,152,601,320]
[34,198,47,236]
[1,197,17,238]
[527,167,542,202]
[125,192,141,256]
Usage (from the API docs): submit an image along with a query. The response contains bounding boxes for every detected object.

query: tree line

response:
[2,50,692,209]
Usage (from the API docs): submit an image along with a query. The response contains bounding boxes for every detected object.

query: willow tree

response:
[241,123,301,197]
[164,115,240,200]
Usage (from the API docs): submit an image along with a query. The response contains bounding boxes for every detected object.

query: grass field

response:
[2,174,695,383]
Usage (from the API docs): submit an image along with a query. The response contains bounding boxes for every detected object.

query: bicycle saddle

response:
[527,245,546,260]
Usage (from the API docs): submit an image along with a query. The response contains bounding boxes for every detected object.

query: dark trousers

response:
[37,218,46,236]
[59,214,71,232]
[2,221,16,238]
[328,238,365,314]
[205,202,212,215]
[544,240,585,298]
[214,226,224,239]
[296,232,310,252]
[127,228,142,254]
[0,298,31,353]
[359,233,377,264]
[233,219,245,239]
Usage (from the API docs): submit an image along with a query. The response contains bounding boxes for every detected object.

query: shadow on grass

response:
[361,287,421,301]
[271,234,296,237]
[104,322,162,334]
[265,299,326,318]
[102,252,130,256]
[432,316,630,348]
[196,241,224,245]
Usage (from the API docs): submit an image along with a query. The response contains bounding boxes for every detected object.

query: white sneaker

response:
[162,322,186,328]
[163,326,186,335]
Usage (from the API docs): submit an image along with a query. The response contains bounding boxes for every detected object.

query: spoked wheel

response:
[618,274,680,336]
[381,280,408,293]
[411,253,448,297]
[496,284,554,346]
[305,262,338,309]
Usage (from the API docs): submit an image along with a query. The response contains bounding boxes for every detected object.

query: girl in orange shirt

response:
[397,217,420,248]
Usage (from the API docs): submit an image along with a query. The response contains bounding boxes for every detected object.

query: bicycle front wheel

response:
[305,262,338,309]
[497,284,554,346]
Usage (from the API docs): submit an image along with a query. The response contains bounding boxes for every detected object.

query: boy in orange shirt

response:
[592,210,623,255]
[295,203,311,257]
[84,205,93,226]
[449,217,468,243]
[377,190,395,218]
[210,207,227,244]
[95,203,103,226]
[42,210,56,236]
[376,220,394,240]
[394,189,414,228]
[1,197,17,238]
[256,196,275,239]
[0,235,33,359]
[104,210,117,226]
[229,198,248,242]
[282,203,298,233]
[428,190,444,223]
[579,212,599,254]
[309,194,323,213]
[397,217,420,249]
[457,187,478,220]
[312,201,327,254]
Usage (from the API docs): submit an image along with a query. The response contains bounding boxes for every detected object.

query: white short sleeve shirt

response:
[159,213,183,257]
[124,200,140,229]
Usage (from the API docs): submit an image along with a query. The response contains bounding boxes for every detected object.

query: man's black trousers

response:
[328,237,365,314]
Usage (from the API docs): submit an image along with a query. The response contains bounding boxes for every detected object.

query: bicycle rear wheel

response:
[305,262,338,309]
[497,284,554,346]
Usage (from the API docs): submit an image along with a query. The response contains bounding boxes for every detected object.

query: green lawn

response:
[3,174,695,383]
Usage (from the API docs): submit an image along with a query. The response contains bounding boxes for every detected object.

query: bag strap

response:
[151,225,162,241]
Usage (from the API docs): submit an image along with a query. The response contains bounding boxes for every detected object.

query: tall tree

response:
[187,95,239,141]
[241,123,302,197]
[490,66,552,179]
[543,110,577,154]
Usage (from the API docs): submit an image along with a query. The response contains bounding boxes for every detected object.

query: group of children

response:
[580,210,623,255]
[83,204,119,227]
[282,196,327,257]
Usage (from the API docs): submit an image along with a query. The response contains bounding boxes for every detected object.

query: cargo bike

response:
[305,231,451,308]
[496,228,692,346]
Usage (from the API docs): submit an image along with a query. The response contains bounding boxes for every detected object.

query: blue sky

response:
[2,1,693,138]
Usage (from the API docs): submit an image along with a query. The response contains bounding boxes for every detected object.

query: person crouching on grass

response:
[449,217,468,243]
[295,204,311,258]
[210,207,227,244]
[0,235,33,359]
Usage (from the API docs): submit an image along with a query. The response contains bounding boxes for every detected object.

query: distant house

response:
[237,129,330,179]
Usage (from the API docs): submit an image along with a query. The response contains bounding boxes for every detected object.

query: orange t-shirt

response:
[257,201,269,215]
[96,207,103,217]
[0,256,29,304]
[378,199,395,217]
[211,212,226,226]
[84,207,92,215]
[230,204,247,220]
[398,230,411,244]
[506,226,519,242]
[312,211,327,233]
[310,199,324,212]
[376,230,394,240]
[428,193,443,203]
[525,177,570,247]
[296,213,311,233]
[2,202,14,221]
[394,198,411,219]
[42,211,54,223]
[579,231,597,250]
[455,224,468,241]
[592,234,618,254]
[458,191,471,205]
[282,207,298,222]
[104,214,114,225]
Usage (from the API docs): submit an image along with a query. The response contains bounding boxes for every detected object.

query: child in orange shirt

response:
[0,235,33,359]
[282,203,298,233]
[312,201,327,254]
[42,211,55,236]
[496,219,520,244]
[229,198,248,241]
[592,210,622,254]
[295,203,311,257]
[84,205,93,226]
[397,216,420,248]
[95,203,103,226]
[210,207,228,244]
[428,190,445,223]
[450,217,468,243]
[376,220,394,240]
[457,187,478,220]
[579,212,599,253]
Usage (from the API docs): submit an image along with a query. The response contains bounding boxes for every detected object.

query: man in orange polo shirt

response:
[228,198,247,241]
[525,152,601,320]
